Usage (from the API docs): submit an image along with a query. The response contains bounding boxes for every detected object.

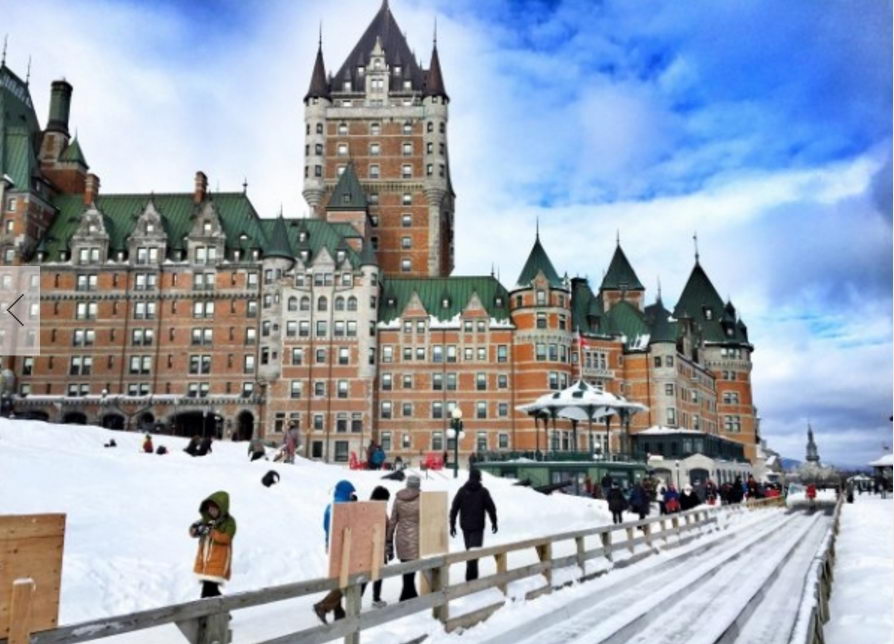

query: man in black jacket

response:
[450,469,498,581]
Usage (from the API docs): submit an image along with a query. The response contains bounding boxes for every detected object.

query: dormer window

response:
[704,307,713,320]
[145,223,155,234]
[203,221,212,234]
[300,250,309,262]
[403,80,412,90]
[252,249,260,259]
[239,233,248,241]
[342,194,351,204]
[394,65,401,75]
[495,297,503,307]
[336,250,346,263]
[373,59,382,70]
[343,80,351,91]
[87,224,97,233]
[357,65,365,74]
[298,232,308,242]
[387,297,396,307]
[441,298,450,309]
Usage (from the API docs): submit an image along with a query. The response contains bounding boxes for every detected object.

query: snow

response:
[868,453,894,467]
[0,418,616,643]
[638,425,704,436]
[826,496,894,644]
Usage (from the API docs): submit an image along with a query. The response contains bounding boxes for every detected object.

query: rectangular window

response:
[497,374,508,389]
[432,402,443,419]
[498,433,509,449]
[536,343,546,361]
[338,380,349,399]
[447,373,457,390]
[536,312,547,329]
[290,381,302,399]
[476,372,486,391]
[497,345,508,363]
[498,403,508,417]
[382,346,393,363]
[665,383,674,396]
[476,401,487,419]
[401,214,412,227]
[432,431,444,451]
[401,164,412,178]
[476,432,487,452]
[432,373,443,391]
[381,401,392,419]
[382,373,393,391]
[667,408,677,426]
[244,355,255,373]
[291,348,303,365]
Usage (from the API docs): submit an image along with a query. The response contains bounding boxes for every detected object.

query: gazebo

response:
[516,380,648,459]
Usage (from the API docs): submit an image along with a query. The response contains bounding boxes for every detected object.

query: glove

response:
[492,524,498,535]
[386,543,394,562]
[190,521,211,537]
[450,527,457,538]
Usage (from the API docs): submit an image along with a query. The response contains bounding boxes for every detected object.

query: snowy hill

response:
[0,419,615,642]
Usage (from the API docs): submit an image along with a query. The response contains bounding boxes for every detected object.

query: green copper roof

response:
[359,239,378,266]
[515,234,563,289]
[59,137,87,166]
[39,192,266,260]
[263,217,361,268]
[379,276,511,323]
[263,214,294,260]
[644,297,678,345]
[673,262,748,344]
[0,64,41,190]
[604,300,651,350]
[600,244,644,291]
[327,163,367,211]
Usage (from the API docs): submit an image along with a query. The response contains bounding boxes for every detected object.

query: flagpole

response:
[576,326,584,381]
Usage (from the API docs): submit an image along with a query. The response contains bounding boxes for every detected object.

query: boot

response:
[333,606,346,621]
[312,603,328,625]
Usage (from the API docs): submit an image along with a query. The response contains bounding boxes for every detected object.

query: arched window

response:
[316,123,323,134]
[317,296,328,312]
[287,296,298,311]
[347,296,358,311]
[335,296,345,311]
[300,296,310,311]
[427,122,434,133]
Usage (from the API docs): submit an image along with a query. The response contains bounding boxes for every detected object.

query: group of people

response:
[312,468,498,624]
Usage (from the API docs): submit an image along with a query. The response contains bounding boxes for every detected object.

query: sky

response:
[4,0,892,467]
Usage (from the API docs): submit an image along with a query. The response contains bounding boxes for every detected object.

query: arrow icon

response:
[6,293,23,326]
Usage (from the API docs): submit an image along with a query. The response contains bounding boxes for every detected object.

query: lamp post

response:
[100,388,108,428]
[675,459,681,490]
[448,406,465,479]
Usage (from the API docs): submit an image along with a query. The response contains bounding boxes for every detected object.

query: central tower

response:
[302,1,454,277]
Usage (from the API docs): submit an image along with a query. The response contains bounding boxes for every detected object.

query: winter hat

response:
[469,468,482,482]
[333,479,357,502]
[370,485,390,501]
[407,475,421,489]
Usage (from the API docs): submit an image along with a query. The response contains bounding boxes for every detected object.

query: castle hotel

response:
[0,2,760,463]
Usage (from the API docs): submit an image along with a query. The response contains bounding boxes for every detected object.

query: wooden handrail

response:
[9,496,783,644]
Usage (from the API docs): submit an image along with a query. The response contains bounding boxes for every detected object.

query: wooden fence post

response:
[625,527,635,554]
[343,583,362,644]
[536,543,553,589]
[575,536,586,574]
[643,523,652,549]
[660,519,668,545]
[9,578,35,644]
[430,564,450,624]
[601,531,613,562]
[494,552,508,594]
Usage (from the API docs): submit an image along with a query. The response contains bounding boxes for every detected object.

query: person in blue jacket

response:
[628,481,650,522]
[314,480,357,623]
[371,445,386,470]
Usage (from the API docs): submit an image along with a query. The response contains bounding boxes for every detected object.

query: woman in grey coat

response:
[387,475,421,601]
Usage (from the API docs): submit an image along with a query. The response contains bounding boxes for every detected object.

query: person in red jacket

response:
[806,483,817,502]
[142,434,154,453]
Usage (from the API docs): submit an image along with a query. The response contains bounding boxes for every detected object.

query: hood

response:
[397,487,420,502]
[200,490,230,520]
[464,480,483,492]
[333,480,357,503]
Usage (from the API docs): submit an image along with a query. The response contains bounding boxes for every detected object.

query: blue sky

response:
[5,0,892,467]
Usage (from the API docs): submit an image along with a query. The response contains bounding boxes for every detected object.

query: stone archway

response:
[62,411,88,425]
[170,411,223,438]
[236,410,254,441]
[19,409,49,422]
[101,413,125,430]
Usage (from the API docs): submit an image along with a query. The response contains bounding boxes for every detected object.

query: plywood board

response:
[0,514,65,637]
[327,502,386,586]
[419,491,448,556]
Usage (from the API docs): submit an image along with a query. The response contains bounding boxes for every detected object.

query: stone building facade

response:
[0,1,760,463]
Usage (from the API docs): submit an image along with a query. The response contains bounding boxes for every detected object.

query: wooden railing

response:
[5,497,783,644]
[792,494,845,644]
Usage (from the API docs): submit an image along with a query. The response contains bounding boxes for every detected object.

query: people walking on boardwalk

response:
[313,480,357,623]
[663,484,681,513]
[388,475,422,601]
[629,481,650,522]
[680,485,700,511]
[607,482,627,524]
[189,491,236,598]
[728,478,745,504]
[450,468,498,581]
[361,485,391,608]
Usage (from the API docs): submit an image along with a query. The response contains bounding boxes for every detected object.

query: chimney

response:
[193,171,208,204]
[47,80,74,136]
[83,173,100,205]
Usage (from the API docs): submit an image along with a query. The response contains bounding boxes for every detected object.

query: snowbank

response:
[826,496,894,643]
[0,419,616,642]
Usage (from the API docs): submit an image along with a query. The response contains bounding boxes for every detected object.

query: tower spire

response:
[616,229,620,247]
[433,16,437,45]
[693,232,700,264]
[657,276,662,300]
[535,217,539,239]
[25,55,31,85]
[1,35,7,66]
[318,21,322,48]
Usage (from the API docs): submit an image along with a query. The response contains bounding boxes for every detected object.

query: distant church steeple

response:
[805,424,820,463]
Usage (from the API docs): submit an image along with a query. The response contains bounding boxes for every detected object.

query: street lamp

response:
[100,388,108,427]
[674,459,681,490]
[448,406,465,479]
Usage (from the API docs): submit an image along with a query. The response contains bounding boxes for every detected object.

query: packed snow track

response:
[482,507,834,644]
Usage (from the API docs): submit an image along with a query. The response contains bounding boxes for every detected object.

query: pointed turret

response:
[59,136,87,167]
[515,231,563,290]
[645,295,677,345]
[304,44,330,102]
[423,43,448,101]
[600,243,644,292]
[264,214,295,261]
[359,239,378,267]
[327,163,367,211]
[673,261,724,321]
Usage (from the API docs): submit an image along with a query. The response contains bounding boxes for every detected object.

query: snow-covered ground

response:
[1,418,622,642]
[826,495,894,644]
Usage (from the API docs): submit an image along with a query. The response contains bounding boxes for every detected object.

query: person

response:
[629,481,650,522]
[449,469,498,581]
[656,480,668,514]
[248,437,266,462]
[607,482,626,524]
[185,435,202,457]
[156,445,168,455]
[394,455,405,470]
[284,423,299,464]
[388,475,421,601]
[846,480,854,503]
[584,475,593,497]
[600,473,613,500]
[195,436,213,456]
[261,471,280,488]
[313,480,357,623]
[142,434,154,453]
[679,484,700,511]
[367,441,378,469]
[663,484,681,513]
[104,438,117,448]
[188,491,236,598]
[806,482,817,506]
[361,486,391,608]
[372,444,386,470]
[728,478,745,504]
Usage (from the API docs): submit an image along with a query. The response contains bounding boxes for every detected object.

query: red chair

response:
[422,452,444,470]
[348,451,363,470]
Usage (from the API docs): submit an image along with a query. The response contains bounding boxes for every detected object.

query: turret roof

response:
[304,45,330,102]
[326,162,367,211]
[423,44,448,100]
[515,233,563,289]
[59,136,87,166]
[600,244,644,291]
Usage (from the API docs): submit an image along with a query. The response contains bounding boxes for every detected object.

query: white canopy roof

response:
[515,380,648,422]
[869,453,894,467]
